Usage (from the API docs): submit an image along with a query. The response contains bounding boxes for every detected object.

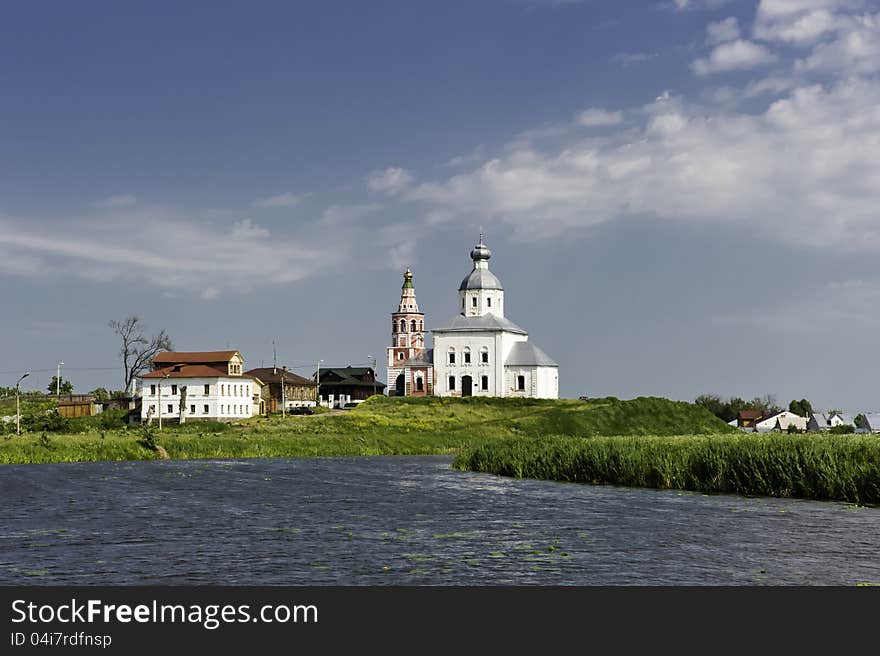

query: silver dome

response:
[459,268,503,291]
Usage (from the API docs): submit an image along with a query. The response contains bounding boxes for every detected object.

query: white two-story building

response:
[139,350,261,423]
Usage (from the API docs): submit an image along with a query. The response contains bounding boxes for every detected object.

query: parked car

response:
[290,406,314,415]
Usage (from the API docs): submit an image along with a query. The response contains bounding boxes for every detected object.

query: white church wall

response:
[536,366,559,399]
[433,331,501,397]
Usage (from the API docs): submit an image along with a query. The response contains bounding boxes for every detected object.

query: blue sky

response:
[2,0,879,412]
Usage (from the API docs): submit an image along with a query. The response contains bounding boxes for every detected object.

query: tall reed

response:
[453,434,880,503]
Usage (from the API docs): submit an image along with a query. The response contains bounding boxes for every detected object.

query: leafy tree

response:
[48,376,74,395]
[829,424,855,435]
[855,414,867,429]
[109,316,174,393]
[694,394,731,422]
[788,398,814,417]
[90,387,110,402]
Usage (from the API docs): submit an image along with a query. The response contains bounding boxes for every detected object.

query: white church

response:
[386,236,558,399]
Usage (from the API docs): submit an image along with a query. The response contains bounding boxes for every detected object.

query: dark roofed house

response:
[245,367,317,413]
[316,366,385,407]
[736,409,763,429]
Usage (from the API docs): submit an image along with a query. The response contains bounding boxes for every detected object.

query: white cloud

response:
[744,76,798,97]
[0,207,351,297]
[692,39,778,75]
[706,17,740,44]
[230,218,270,239]
[405,74,880,251]
[367,167,414,195]
[95,195,137,208]
[691,39,776,75]
[251,192,305,208]
[576,108,624,127]
[794,12,880,74]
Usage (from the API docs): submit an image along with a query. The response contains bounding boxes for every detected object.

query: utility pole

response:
[56,361,64,397]
[316,359,323,408]
[281,370,286,419]
[15,372,29,436]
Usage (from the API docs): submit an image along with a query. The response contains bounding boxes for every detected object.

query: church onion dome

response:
[459,269,503,291]
[402,268,414,289]
[470,241,492,262]
[459,234,503,290]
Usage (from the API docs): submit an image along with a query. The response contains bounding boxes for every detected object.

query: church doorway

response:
[461,375,473,397]
[395,374,405,396]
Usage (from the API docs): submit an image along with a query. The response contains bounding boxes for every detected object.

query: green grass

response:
[0,395,735,464]
[452,433,880,504]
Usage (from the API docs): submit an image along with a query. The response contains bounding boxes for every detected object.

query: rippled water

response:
[1,456,878,585]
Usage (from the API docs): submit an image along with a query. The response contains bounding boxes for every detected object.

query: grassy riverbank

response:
[452,434,880,504]
[0,395,733,464]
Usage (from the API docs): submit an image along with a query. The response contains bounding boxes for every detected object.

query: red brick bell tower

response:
[386,268,426,395]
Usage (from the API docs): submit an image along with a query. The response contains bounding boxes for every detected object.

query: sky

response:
[1,0,878,413]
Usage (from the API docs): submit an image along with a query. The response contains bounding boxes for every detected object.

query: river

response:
[1,456,877,585]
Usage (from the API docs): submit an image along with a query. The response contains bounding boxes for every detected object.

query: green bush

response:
[22,411,70,433]
[829,424,855,434]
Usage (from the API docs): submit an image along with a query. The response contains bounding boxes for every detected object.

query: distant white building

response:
[754,411,808,432]
[830,412,855,429]
[139,350,259,423]
[431,236,559,399]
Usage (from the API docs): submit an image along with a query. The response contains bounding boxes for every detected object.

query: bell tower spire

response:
[387,268,426,392]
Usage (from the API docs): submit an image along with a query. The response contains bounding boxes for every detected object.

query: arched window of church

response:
[481,376,489,391]
[481,347,489,364]
[487,297,492,307]
[448,376,455,391]
[472,296,477,308]
[411,319,417,332]
[400,320,406,332]
[463,347,471,364]
[448,348,455,365]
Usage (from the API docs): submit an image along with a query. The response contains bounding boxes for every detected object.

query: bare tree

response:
[109,316,174,393]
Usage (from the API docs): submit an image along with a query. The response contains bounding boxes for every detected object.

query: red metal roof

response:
[142,364,253,379]
[152,351,240,364]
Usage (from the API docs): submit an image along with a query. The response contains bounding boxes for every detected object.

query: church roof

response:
[432,314,527,335]
[459,268,503,291]
[505,342,558,367]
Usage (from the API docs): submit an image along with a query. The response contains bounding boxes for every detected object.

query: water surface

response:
[1,456,877,584]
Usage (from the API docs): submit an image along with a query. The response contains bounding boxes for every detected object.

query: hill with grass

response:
[0,395,736,464]
[334,395,738,439]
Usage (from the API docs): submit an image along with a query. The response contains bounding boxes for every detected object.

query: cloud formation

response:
[401,1,880,253]
[706,17,740,44]
[692,39,777,75]
[251,192,305,208]
[0,208,340,297]
[576,108,624,127]
[367,167,414,195]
